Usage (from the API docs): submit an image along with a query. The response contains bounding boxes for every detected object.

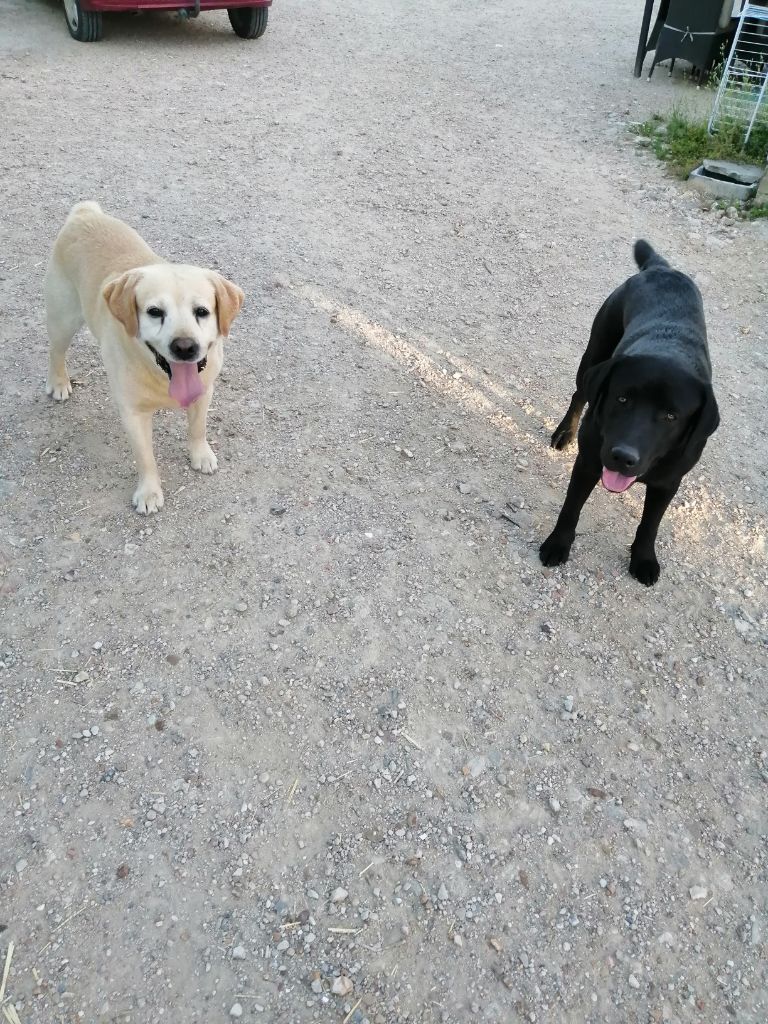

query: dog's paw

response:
[629,553,661,587]
[190,443,218,474]
[550,424,575,450]
[46,375,73,402]
[132,480,164,515]
[539,532,572,567]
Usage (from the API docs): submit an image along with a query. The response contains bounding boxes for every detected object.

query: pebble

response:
[330,887,348,903]
[310,978,323,994]
[230,1003,243,1018]
[457,482,471,494]
[15,858,28,873]
[452,932,463,947]
[437,883,449,902]
[563,695,574,713]
[465,755,488,778]
[74,671,90,683]
[689,885,708,901]
[549,797,561,813]
[628,974,640,989]
[623,818,648,835]
[331,976,353,997]
[232,945,246,960]
[235,602,248,613]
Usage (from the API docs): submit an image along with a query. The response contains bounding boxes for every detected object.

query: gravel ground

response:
[1,2,767,1022]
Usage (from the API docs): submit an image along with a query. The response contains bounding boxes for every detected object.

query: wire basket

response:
[709,3,768,147]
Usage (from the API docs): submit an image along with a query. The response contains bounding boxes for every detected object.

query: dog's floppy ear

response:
[209,273,244,338]
[682,385,720,463]
[103,271,141,338]
[582,360,614,409]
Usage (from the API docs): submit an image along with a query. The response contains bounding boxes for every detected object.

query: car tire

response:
[63,0,103,41]
[228,6,269,39]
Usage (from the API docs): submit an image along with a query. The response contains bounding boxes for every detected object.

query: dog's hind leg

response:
[551,392,585,450]
[552,289,626,449]
[44,264,83,401]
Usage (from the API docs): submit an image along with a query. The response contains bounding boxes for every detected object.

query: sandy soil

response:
[1,1,766,1022]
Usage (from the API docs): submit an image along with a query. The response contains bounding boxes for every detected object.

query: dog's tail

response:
[66,200,103,221]
[633,239,669,271]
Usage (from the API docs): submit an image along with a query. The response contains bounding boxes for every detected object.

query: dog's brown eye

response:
[194,307,210,319]
[147,307,164,319]
[666,412,677,421]
[617,396,627,404]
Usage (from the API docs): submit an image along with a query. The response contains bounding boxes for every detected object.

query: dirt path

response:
[1,2,766,1022]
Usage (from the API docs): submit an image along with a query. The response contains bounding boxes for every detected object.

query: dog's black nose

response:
[611,445,640,470]
[169,337,199,361]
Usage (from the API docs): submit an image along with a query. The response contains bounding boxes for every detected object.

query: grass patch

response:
[744,203,768,220]
[633,109,768,179]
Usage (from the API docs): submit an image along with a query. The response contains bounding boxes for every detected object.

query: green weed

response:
[632,108,768,179]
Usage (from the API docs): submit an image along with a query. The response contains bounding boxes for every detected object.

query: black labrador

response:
[540,240,719,586]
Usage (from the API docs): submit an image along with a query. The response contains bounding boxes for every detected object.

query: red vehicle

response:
[61,0,272,42]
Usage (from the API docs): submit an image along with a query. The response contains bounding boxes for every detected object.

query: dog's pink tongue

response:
[602,468,637,493]
[168,361,204,409]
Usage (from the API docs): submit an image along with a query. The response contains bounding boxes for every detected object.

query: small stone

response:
[628,974,640,989]
[465,755,488,779]
[689,885,708,901]
[331,976,353,997]
[549,797,561,814]
[276,939,289,952]
[623,818,648,835]
[15,859,28,873]
[229,1004,243,1018]
[330,887,348,903]
[235,602,248,613]
[116,863,130,880]
[563,695,574,713]
[74,671,90,683]
[310,978,323,994]
[457,482,471,494]
[452,932,463,947]
[232,945,246,960]
[437,883,449,902]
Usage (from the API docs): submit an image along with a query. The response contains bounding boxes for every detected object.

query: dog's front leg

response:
[187,388,218,474]
[119,407,164,514]
[539,452,601,567]
[629,482,680,586]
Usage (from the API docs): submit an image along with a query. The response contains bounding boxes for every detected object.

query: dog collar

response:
[144,342,207,379]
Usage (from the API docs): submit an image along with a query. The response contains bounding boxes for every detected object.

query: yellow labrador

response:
[44,201,244,513]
